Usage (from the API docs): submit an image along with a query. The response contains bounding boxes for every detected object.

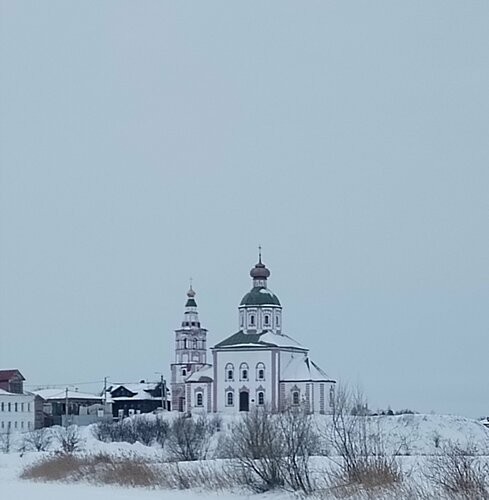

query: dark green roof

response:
[240,287,281,306]
[214,330,275,348]
[185,298,197,307]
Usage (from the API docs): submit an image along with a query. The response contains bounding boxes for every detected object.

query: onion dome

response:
[185,285,197,308]
[250,260,271,280]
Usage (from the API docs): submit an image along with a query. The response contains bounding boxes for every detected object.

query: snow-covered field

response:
[1,413,489,499]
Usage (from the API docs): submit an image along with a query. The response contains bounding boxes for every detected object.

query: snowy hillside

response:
[2,412,489,499]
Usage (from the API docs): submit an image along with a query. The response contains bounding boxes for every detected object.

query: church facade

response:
[170,257,336,414]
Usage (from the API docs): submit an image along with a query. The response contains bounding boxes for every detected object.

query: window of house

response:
[256,363,265,381]
[258,391,265,405]
[292,391,300,405]
[226,392,234,406]
[225,364,234,381]
[240,363,249,381]
[196,393,203,407]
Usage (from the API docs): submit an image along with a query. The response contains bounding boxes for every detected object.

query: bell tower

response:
[170,284,208,412]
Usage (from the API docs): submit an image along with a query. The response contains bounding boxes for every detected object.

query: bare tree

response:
[55,425,82,453]
[0,426,12,453]
[323,384,402,490]
[24,428,52,452]
[225,407,284,491]
[225,406,318,494]
[424,442,489,499]
[167,414,217,461]
[278,406,318,494]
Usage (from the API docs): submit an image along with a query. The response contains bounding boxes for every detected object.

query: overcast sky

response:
[0,2,488,417]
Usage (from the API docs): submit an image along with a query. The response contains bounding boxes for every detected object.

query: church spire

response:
[182,283,200,328]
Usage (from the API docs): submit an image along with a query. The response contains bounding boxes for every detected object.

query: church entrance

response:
[239,391,249,412]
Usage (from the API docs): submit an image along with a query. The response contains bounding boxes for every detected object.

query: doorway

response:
[239,391,249,412]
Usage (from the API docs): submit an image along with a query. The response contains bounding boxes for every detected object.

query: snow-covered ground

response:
[0,453,275,500]
[1,413,489,499]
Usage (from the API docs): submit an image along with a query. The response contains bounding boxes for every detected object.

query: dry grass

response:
[21,453,237,491]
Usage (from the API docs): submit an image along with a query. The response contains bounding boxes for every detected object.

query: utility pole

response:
[64,387,69,428]
[160,374,166,411]
[103,376,108,416]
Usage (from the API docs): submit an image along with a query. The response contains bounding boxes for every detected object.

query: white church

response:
[170,255,336,414]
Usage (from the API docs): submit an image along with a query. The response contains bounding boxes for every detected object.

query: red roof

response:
[0,370,25,382]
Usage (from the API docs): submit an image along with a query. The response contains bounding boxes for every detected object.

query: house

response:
[0,369,40,433]
[170,256,336,414]
[106,381,169,419]
[0,369,25,394]
[32,388,108,427]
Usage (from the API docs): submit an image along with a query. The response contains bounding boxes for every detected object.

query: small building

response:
[0,369,39,434]
[106,382,168,419]
[0,369,25,394]
[32,388,109,427]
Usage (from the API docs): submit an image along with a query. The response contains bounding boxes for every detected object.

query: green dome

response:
[240,287,281,306]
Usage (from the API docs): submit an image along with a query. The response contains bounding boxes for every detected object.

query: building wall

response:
[279,380,335,414]
[213,348,273,413]
[0,392,35,434]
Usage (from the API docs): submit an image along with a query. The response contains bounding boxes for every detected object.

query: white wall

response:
[0,392,35,434]
[214,349,273,413]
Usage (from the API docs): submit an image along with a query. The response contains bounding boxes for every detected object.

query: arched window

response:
[239,363,249,381]
[226,391,234,406]
[193,339,197,349]
[181,368,187,377]
[250,314,255,326]
[264,314,270,327]
[257,391,265,405]
[276,313,280,328]
[225,363,234,381]
[183,338,187,349]
[196,393,203,407]
[292,390,300,406]
[256,363,265,381]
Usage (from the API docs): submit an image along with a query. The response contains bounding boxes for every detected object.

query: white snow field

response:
[1,413,489,499]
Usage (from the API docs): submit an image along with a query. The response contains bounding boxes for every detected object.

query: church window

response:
[257,391,265,405]
[276,314,280,328]
[183,339,187,349]
[250,314,255,326]
[264,314,270,326]
[193,339,197,349]
[226,391,234,406]
[292,391,300,406]
[182,368,187,377]
[256,363,265,381]
[225,363,234,381]
[196,393,203,407]
[240,363,249,381]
